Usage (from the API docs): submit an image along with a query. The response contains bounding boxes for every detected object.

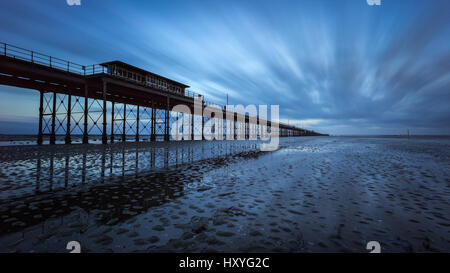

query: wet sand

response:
[0,136,449,252]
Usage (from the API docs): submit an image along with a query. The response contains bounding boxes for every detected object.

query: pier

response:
[0,42,327,145]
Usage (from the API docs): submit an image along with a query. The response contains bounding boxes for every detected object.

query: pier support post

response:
[102,80,107,144]
[111,101,115,143]
[50,92,56,145]
[83,84,89,144]
[37,90,44,145]
[136,105,140,142]
[233,118,239,140]
[122,103,127,142]
[65,94,72,144]
[164,96,170,141]
[151,101,156,141]
[202,102,205,140]
[245,119,249,140]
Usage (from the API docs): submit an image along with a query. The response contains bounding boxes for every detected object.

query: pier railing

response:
[1,42,86,75]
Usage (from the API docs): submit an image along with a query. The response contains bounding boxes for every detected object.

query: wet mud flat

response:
[0,136,449,252]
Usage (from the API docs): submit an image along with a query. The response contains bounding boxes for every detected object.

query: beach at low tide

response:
[0,136,449,252]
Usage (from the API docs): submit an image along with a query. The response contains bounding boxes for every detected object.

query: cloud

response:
[0,0,449,135]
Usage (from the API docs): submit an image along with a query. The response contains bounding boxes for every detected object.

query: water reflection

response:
[0,141,260,237]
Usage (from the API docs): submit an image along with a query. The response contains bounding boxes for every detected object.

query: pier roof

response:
[100,60,190,88]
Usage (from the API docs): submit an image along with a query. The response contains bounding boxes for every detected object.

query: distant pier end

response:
[100,61,189,96]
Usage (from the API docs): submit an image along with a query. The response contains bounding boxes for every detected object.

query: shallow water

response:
[0,136,449,252]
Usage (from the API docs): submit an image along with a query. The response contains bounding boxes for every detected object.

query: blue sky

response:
[0,0,449,135]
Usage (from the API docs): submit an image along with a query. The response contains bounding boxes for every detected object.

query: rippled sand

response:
[0,136,449,252]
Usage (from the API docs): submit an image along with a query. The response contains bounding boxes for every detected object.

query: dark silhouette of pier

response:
[0,140,261,236]
[0,42,327,145]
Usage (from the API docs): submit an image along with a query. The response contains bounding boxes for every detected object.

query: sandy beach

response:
[0,136,449,253]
